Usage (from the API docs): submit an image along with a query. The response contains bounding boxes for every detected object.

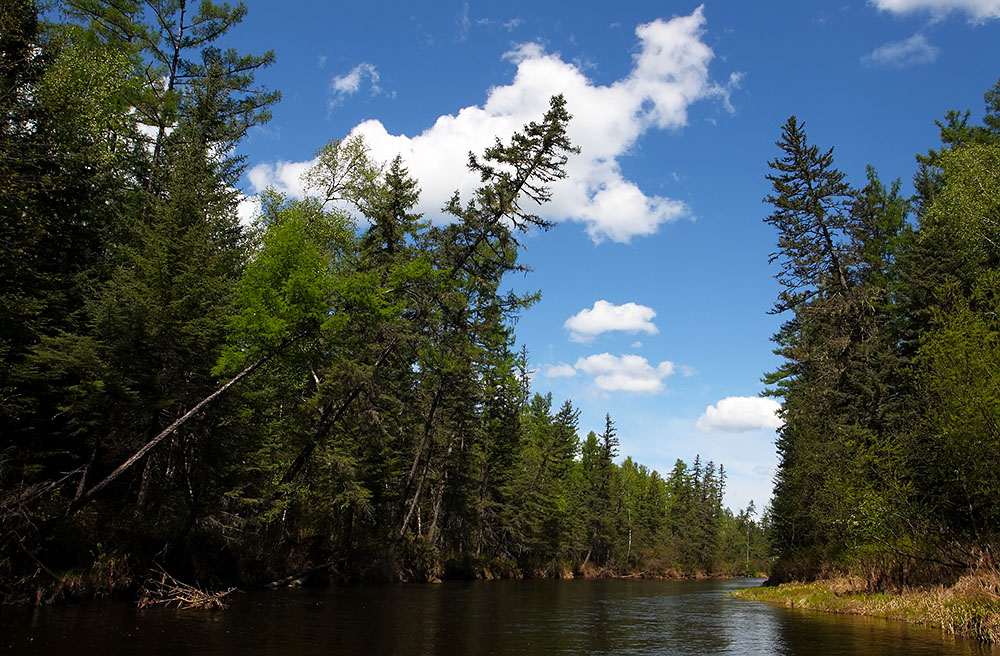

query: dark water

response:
[2,578,996,655]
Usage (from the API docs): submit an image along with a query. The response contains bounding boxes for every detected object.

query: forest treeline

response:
[0,1,766,603]
[763,77,1000,589]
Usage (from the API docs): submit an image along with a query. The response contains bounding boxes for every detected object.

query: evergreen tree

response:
[1,2,140,444]
[0,4,777,593]
[903,143,1000,566]
[762,117,880,567]
[764,116,853,314]
[65,0,279,195]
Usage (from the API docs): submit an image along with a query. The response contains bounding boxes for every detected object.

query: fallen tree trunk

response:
[66,352,274,517]
[279,338,398,486]
[263,560,341,588]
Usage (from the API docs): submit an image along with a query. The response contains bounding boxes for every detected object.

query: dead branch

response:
[67,351,275,517]
[137,567,236,610]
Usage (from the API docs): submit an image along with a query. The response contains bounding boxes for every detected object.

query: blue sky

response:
[224,1,1000,512]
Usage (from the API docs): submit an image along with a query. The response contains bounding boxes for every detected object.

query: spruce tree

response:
[763,117,860,568]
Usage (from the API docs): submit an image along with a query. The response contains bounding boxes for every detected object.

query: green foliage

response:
[924,144,1000,267]
[764,115,853,313]
[219,192,353,370]
[1,0,143,456]
[913,82,1000,215]
[37,29,139,166]
[911,274,1000,544]
[305,134,383,208]
[1,3,769,597]
[763,78,1000,587]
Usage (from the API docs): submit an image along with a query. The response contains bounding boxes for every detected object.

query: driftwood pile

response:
[137,567,236,610]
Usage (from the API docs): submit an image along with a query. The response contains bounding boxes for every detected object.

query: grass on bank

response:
[732,575,1000,644]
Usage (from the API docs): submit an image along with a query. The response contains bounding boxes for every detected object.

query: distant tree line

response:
[0,1,766,603]
[763,77,1000,588]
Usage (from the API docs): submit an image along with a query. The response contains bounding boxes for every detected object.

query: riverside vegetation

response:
[739,79,1000,643]
[734,578,1000,644]
[1,1,769,606]
[4,2,999,641]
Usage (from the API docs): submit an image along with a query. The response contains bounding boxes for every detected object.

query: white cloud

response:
[862,34,940,67]
[696,396,783,433]
[236,193,260,227]
[870,0,1000,20]
[330,63,381,106]
[248,7,735,243]
[631,341,644,349]
[543,363,577,378]
[474,16,524,32]
[136,119,173,150]
[248,159,312,198]
[574,353,675,394]
[457,2,471,42]
[564,300,659,342]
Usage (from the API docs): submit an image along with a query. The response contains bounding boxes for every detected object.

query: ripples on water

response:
[2,578,996,655]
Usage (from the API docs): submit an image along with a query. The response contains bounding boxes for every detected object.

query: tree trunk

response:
[426,435,456,546]
[66,352,271,517]
[279,339,398,486]
[400,441,434,537]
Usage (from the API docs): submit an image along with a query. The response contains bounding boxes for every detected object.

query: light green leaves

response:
[925,144,1000,264]
[217,192,353,373]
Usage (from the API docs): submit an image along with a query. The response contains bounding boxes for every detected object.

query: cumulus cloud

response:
[330,63,381,106]
[247,158,312,198]
[543,363,578,378]
[574,353,675,394]
[236,193,261,227]
[862,33,940,67]
[564,300,658,342]
[248,6,736,243]
[696,396,783,433]
[870,0,1000,20]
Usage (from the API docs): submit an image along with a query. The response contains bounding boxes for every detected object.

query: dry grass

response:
[733,572,1000,643]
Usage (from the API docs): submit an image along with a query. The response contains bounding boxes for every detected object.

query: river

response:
[2,578,995,655]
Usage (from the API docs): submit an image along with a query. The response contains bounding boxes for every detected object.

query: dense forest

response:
[763,78,1000,590]
[0,1,768,604]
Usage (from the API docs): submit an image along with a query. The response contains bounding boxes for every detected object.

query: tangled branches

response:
[138,567,236,610]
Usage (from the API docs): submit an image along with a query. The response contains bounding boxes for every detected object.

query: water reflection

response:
[2,578,996,655]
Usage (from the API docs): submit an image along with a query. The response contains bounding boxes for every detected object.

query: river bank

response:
[732,577,1000,644]
[5,578,980,656]
[4,552,764,608]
